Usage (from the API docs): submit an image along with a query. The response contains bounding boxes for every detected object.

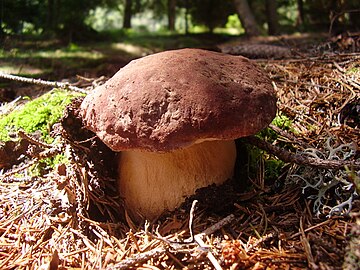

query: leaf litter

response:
[0,43,359,269]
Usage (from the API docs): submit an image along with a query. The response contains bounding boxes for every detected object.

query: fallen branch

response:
[0,71,88,94]
[245,135,360,170]
[268,124,312,149]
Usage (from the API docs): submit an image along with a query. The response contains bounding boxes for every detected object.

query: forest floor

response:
[0,32,359,269]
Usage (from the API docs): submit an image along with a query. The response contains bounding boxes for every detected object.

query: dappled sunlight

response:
[0,62,45,76]
[0,47,104,60]
[111,42,153,57]
[1,0,360,268]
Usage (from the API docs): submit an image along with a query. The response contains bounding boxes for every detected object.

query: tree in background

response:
[233,0,261,36]
[1,0,359,40]
[296,0,305,28]
[0,0,113,41]
[298,0,360,34]
[147,0,177,31]
[265,0,279,35]
[123,0,133,28]
[46,0,102,41]
[168,0,176,31]
[0,0,41,38]
[180,0,235,33]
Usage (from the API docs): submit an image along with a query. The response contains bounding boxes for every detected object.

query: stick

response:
[108,214,235,269]
[194,234,223,270]
[245,135,360,170]
[187,199,197,243]
[18,130,53,149]
[187,200,223,270]
[268,124,312,149]
[0,71,88,94]
[0,143,62,180]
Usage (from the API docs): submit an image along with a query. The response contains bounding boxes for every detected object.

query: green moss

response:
[0,89,84,142]
[259,112,294,142]
[244,113,292,183]
[264,159,285,180]
[346,67,359,74]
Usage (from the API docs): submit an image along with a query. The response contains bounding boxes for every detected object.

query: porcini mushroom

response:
[80,48,277,221]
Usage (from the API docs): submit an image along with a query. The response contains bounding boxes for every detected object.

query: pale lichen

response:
[288,137,359,217]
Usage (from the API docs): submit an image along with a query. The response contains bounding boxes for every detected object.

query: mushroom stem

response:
[118,140,237,221]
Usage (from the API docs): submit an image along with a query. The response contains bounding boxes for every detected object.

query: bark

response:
[123,0,132,29]
[206,0,216,33]
[45,0,59,33]
[265,0,279,35]
[244,136,360,170]
[46,0,55,31]
[167,0,176,31]
[233,0,261,36]
[296,0,304,27]
[184,0,189,34]
[0,0,3,39]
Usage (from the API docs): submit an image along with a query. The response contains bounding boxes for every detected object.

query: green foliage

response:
[264,159,285,180]
[184,0,236,32]
[245,144,285,183]
[0,0,41,35]
[0,0,110,41]
[245,113,293,183]
[259,112,294,141]
[272,113,293,130]
[0,89,83,142]
[346,67,360,74]
[1,0,359,40]
[225,14,242,30]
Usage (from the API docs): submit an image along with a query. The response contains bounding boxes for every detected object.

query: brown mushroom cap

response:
[80,48,277,152]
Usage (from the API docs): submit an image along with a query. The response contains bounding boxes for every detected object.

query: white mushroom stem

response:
[118,140,236,221]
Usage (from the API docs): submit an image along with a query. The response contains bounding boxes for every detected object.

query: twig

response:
[0,144,62,180]
[107,247,166,269]
[269,124,312,149]
[289,219,333,239]
[145,200,198,246]
[108,213,235,269]
[18,130,53,149]
[0,71,88,94]
[329,9,360,36]
[194,234,223,270]
[187,199,197,243]
[187,200,223,270]
[201,214,235,236]
[245,232,276,253]
[300,217,318,270]
[245,135,360,170]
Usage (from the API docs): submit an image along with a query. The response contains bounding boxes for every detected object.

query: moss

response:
[0,89,84,142]
[243,113,292,185]
[346,67,359,74]
[264,159,285,180]
[259,112,294,141]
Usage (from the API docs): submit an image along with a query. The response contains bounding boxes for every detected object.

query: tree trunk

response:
[265,0,279,35]
[206,0,215,33]
[296,0,304,27]
[168,0,176,31]
[0,0,3,40]
[123,0,132,29]
[184,0,189,34]
[46,0,57,32]
[233,0,261,36]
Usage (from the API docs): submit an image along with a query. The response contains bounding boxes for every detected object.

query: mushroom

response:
[80,48,277,221]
